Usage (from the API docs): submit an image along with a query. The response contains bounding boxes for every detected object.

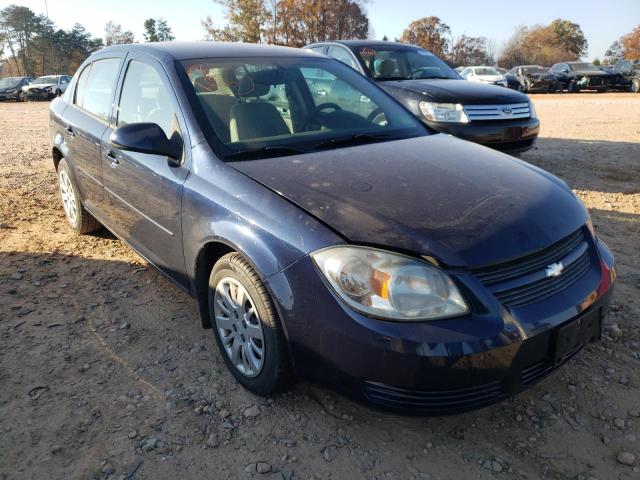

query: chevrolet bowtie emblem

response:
[545,262,564,278]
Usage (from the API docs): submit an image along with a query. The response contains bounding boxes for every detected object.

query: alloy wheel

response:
[213,277,265,377]
[58,169,78,226]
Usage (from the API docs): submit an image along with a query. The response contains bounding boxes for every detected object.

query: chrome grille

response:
[473,229,592,308]
[464,102,530,121]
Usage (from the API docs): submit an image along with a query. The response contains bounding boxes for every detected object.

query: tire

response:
[567,80,578,93]
[56,158,101,234]
[208,252,293,396]
[16,91,25,102]
[632,80,640,93]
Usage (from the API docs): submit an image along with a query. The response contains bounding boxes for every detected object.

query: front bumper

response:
[0,91,20,100]
[425,117,540,154]
[23,88,53,99]
[266,236,614,415]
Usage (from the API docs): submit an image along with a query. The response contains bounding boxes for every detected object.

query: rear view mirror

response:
[110,123,182,163]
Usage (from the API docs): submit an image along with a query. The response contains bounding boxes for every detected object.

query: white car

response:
[459,66,507,88]
[22,75,71,100]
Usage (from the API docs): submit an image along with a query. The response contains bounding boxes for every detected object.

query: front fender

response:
[182,142,344,287]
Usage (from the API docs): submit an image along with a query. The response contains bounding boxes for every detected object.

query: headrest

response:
[237,76,270,97]
[378,59,396,77]
[193,75,218,93]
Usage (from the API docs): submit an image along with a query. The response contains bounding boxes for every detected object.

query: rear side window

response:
[117,60,178,139]
[74,65,91,107]
[327,46,359,70]
[76,58,121,121]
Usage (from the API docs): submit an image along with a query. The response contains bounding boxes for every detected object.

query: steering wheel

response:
[302,102,342,130]
[367,107,387,125]
[411,67,434,79]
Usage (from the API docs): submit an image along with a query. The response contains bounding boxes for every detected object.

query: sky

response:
[2,0,639,60]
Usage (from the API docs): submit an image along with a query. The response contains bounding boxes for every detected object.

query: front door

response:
[101,56,190,287]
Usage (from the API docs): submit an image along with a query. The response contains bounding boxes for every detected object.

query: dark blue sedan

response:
[49,42,615,414]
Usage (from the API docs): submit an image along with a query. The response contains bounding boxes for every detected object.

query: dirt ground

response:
[0,93,639,480]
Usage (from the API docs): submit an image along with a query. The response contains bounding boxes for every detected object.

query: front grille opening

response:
[363,380,504,412]
[473,228,592,308]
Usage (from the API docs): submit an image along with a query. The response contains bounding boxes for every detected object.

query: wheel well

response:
[52,147,63,171]
[194,241,235,328]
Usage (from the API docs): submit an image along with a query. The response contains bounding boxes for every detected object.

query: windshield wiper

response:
[224,145,309,161]
[311,133,400,151]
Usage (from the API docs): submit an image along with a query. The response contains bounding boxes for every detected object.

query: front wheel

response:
[632,79,640,93]
[567,80,578,93]
[57,158,101,234]
[208,253,293,396]
[16,91,25,102]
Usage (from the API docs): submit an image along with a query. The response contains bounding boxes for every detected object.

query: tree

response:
[399,16,450,58]
[269,0,368,46]
[144,18,175,42]
[497,20,588,68]
[143,18,158,42]
[0,4,41,76]
[604,40,624,64]
[549,18,587,58]
[105,21,135,46]
[592,57,601,66]
[202,0,369,47]
[621,25,640,59]
[449,35,491,66]
[202,0,269,43]
[156,19,175,41]
[0,5,103,76]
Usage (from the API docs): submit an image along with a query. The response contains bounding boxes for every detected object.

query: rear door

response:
[62,56,123,214]
[101,54,190,286]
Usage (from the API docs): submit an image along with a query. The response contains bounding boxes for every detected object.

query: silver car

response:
[22,75,71,99]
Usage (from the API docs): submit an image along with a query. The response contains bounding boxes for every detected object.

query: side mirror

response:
[110,123,182,163]
[562,69,569,74]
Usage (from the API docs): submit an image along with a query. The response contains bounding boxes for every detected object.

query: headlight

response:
[419,102,469,123]
[311,246,469,321]
[529,101,537,119]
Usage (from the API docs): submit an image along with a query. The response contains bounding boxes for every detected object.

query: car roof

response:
[311,39,422,49]
[98,41,321,60]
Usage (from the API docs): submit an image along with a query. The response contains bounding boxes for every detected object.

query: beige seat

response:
[229,76,290,142]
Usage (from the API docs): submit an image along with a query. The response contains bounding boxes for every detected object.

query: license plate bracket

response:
[553,311,601,366]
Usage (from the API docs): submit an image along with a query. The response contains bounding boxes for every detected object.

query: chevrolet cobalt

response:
[49,43,615,414]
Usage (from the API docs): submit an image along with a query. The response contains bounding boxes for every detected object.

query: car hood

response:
[570,69,608,77]
[229,135,587,268]
[473,75,504,82]
[25,83,56,89]
[378,79,527,104]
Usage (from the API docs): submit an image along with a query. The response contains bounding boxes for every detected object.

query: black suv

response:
[549,62,610,92]
[603,59,639,92]
[305,40,539,154]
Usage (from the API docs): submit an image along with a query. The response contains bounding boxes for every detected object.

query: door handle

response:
[106,151,120,166]
[65,126,75,138]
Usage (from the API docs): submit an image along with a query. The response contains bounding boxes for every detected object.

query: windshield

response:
[33,76,57,84]
[569,63,599,72]
[181,56,426,160]
[354,46,459,81]
[0,77,21,88]
[474,67,501,76]
[523,67,547,75]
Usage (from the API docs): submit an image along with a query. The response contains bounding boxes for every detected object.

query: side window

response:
[74,64,91,108]
[117,60,178,139]
[78,58,121,121]
[327,46,359,70]
[307,45,326,54]
[300,67,378,120]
